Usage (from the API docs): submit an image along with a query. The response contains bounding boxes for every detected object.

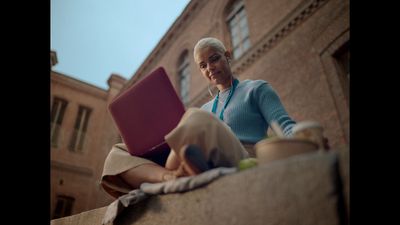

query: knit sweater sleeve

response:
[253,81,296,136]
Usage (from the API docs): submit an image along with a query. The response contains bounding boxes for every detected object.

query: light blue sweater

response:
[201,79,296,144]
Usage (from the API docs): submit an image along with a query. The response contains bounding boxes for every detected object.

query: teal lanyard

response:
[211,78,239,120]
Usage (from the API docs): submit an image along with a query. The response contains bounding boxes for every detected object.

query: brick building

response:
[125,0,349,148]
[50,0,349,218]
[50,51,125,218]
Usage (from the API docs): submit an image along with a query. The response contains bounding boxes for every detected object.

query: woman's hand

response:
[162,163,189,181]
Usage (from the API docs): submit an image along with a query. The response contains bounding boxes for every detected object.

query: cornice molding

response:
[189,0,329,107]
[51,160,93,177]
[231,0,329,74]
[51,71,108,100]
[124,0,205,91]
[121,0,329,106]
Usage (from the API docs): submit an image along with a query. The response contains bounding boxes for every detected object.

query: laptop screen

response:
[108,67,186,162]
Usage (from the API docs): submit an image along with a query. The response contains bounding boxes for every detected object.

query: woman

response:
[100,37,296,198]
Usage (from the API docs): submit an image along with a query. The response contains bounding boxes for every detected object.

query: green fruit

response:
[238,158,258,171]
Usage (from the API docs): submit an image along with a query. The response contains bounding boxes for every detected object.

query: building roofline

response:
[51,70,109,100]
[123,0,202,91]
[52,70,108,92]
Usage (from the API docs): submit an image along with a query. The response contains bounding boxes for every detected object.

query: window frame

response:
[68,105,92,153]
[225,0,251,60]
[332,42,350,102]
[51,97,68,148]
[316,30,350,144]
[178,50,191,105]
[52,195,75,219]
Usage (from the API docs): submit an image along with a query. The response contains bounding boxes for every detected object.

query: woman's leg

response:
[165,149,181,170]
[101,143,176,198]
[101,109,249,198]
[101,143,190,198]
[119,163,177,189]
[165,108,249,169]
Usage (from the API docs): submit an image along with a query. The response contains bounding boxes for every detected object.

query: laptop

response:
[108,67,186,165]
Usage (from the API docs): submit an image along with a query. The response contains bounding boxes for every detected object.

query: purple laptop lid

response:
[108,67,185,159]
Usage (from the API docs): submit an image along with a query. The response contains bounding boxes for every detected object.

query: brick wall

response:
[50,0,349,218]
[123,0,349,148]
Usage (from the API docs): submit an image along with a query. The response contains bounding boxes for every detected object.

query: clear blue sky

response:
[51,0,190,89]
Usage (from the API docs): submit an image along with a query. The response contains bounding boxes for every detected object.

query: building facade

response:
[50,0,349,217]
[124,0,349,148]
[50,51,125,218]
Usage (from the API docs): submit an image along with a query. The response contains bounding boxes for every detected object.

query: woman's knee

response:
[120,164,173,189]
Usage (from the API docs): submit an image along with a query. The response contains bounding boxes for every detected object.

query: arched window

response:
[178,50,190,105]
[226,0,251,59]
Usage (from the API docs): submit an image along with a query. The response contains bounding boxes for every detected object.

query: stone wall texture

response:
[51,148,349,225]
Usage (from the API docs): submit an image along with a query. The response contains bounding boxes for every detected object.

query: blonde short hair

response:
[193,37,227,60]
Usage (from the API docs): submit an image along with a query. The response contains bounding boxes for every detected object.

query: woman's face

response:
[194,46,232,86]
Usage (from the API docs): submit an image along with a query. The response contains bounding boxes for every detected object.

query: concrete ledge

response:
[51,206,107,225]
[52,150,349,225]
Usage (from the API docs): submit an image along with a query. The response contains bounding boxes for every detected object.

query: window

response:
[52,195,74,219]
[178,51,191,105]
[69,105,92,152]
[51,97,68,148]
[333,42,350,102]
[226,0,251,59]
